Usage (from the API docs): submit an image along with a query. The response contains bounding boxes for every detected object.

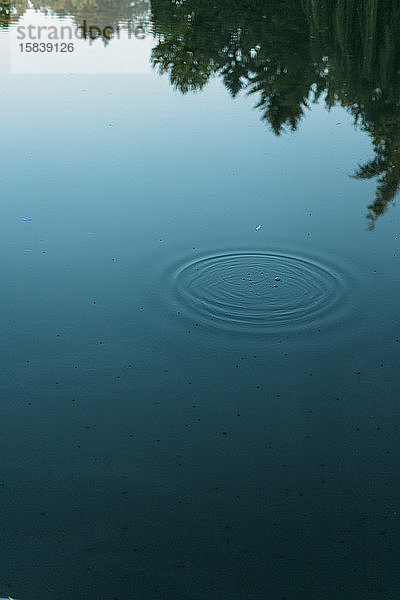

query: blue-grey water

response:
[1,2,400,598]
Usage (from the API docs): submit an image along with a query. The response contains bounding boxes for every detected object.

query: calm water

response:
[1,1,400,599]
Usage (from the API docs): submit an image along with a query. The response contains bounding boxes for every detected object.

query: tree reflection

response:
[28,0,150,38]
[0,0,150,42]
[304,0,400,227]
[0,0,27,27]
[150,0,400,227]
[2,0,400,226]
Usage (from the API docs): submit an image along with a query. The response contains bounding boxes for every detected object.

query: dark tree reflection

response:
[150,0,400,227]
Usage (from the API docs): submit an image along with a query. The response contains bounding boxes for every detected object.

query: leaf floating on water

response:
[255,224,262,231]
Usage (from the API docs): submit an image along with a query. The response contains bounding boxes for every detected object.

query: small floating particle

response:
[255,224,262,231]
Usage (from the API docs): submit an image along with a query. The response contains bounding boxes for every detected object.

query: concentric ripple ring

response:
[173,252,348,333]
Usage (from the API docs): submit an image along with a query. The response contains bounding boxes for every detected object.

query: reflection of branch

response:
[151,40,215,92]
[366,168,400,229]
[354,151,400,228]
[246,74,311,135]
[353,157,387,180]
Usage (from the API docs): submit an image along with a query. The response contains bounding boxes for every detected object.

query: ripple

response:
[172,252,348,334]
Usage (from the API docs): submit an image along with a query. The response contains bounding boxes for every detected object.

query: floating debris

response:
[21,217,32,221]
[255,224,262,231]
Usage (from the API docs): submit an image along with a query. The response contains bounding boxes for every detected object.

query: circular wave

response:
[173,252,348,333]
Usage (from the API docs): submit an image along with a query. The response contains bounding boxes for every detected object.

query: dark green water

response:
[1,1,400,598]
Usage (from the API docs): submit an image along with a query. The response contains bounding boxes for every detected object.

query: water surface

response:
[0,2,400,599]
